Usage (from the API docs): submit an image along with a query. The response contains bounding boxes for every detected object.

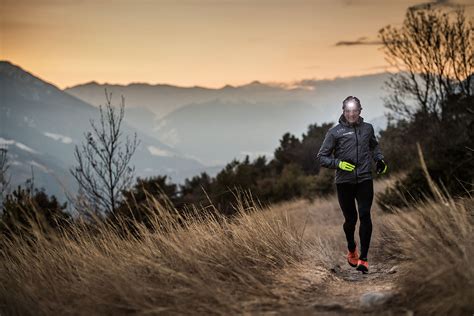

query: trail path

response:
[288,250,402,315]
[265,179,411,315]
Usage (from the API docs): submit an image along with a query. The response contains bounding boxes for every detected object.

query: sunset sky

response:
[1,0,473,89]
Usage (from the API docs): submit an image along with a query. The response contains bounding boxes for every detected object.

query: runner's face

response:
[343,102,361,124]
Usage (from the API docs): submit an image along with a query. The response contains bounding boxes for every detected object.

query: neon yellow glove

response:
[338,160,356,172]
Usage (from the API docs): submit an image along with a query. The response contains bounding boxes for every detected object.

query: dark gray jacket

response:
[317,114,384,184]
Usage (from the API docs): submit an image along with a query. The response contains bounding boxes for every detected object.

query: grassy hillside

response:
[1,177,472,315]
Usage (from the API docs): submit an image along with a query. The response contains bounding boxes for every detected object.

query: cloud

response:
[408,0,465,11]
[335,37,384,46]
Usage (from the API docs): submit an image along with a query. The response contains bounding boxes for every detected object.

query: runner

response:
[317,96,387,273]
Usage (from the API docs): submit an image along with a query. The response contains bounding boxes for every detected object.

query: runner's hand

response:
[376,160,387,174]
[338,160,355,172]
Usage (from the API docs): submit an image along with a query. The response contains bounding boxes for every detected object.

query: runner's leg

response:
[336,183,358,252]
[355,180,374,260]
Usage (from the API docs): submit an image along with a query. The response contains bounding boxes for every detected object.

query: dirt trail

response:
[268,179,409,315]
[271,244,403,315]
[295,252,400,315]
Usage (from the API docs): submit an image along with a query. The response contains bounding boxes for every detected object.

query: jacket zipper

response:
[354,126,358,184]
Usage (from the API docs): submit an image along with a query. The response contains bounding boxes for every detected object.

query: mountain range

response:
[66,73,391,165]
[0,61,211,200]
[1,60,391,201]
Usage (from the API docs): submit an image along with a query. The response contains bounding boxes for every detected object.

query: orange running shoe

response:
[346,246,359,267]
[356,259,369,273]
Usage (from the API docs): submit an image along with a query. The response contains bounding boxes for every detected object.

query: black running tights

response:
[336,180,374,260]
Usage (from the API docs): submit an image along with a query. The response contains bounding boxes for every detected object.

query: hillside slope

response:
[1,177,472,315]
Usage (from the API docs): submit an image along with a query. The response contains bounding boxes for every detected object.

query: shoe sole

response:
[356,265,368,274]
[348,260,357,267]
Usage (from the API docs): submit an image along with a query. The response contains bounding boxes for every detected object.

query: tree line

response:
[1,6,472,237]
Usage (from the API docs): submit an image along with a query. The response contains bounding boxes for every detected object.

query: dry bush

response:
[0,190,311,315]
[378,145,474,315]
[381,194,473,315]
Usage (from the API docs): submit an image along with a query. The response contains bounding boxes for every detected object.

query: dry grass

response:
[378,191,474,315]
[1,169,472,315]
[0,192,316,315]
[377,145,474,315]
[0,177,400,316]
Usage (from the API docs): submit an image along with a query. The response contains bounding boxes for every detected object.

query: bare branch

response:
[70,89,141,215]
[378,8,473,120]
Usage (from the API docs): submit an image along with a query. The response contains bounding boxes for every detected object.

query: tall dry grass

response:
[379,144,474,315]
[1,151,472,315]
[0,191,313,315]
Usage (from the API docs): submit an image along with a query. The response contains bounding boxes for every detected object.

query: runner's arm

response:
[317,130,339,169]
[369,125,384,162]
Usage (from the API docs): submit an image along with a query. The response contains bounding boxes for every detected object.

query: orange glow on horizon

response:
[2,0,473,89]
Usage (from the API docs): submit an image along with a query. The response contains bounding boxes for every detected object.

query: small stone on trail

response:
[359,291,393,309]
[330,264,342,274]
[387,266,398,274]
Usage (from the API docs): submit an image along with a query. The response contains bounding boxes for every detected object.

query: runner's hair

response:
[342,96,362,110]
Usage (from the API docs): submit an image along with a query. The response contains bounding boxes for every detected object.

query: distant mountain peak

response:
[0,60,15,67]
[239,80,279,91]
[0,60,29,76]
[64,81,102,89]
[0,60,59,90]
[85,80,100,86]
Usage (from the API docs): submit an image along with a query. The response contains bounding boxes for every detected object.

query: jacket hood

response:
[339,114,364,127]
